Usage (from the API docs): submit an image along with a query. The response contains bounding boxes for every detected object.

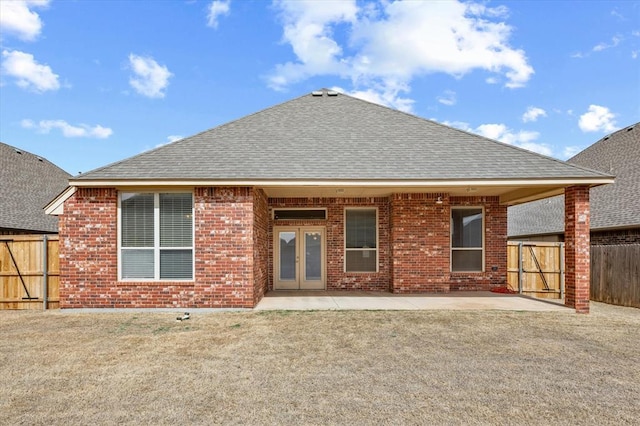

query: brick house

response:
[508,122,639,244]
[46,90,612,312]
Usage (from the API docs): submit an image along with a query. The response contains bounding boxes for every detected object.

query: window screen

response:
[451,208,483,272]
[345,209,377,272]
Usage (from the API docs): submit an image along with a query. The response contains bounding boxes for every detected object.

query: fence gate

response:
[0,235,59,310]
[507,241,564,299]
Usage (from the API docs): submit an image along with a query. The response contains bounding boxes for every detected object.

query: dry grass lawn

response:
[1,302,639,425]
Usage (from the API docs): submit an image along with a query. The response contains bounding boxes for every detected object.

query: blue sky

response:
[1,0,638,175]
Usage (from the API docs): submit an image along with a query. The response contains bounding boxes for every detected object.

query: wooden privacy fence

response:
[591,245,640,308]
[507,241,564,299]
[0,235,59,310]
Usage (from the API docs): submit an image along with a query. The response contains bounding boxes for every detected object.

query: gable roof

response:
[0,142,71,233]
[74,90,610,184]
[508,122,640,237]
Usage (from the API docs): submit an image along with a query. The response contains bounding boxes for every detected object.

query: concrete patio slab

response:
[255,291,572,312]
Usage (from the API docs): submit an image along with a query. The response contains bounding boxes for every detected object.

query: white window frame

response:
[344,207,379,273]
[118,191,195,281]
[450,206,485,273]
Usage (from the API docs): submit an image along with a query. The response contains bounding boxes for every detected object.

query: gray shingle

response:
[0,143,71,233]
[76,90,610,182]
[508,122,640,237]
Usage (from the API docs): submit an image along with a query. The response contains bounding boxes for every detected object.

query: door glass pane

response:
[279,231,296,281]
[305,232,321,281]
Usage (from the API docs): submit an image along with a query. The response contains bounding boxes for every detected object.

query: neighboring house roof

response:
[508,122,640,237]
[0,142,71,233]
[75,90,609,183]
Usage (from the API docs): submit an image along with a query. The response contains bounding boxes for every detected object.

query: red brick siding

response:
[59,188,510,307]
[590,228,640,245]
[193,187,255,308]
[59,188,118,308]
[59,186,258,308]
[253,188,269,305]
[268,197,391,291]
[565,186,591,313]
[390,193,450,293]
[449,196,507,290]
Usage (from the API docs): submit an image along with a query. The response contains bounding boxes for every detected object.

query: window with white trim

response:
[345,208,377,272]
[451,207,484,272]
[120,192,193,280]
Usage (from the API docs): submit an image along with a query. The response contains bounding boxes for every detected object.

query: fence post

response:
[43,234,48,310]
[559,242,564,300]
[518,242,523,294]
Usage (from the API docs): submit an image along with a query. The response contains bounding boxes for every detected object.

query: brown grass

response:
[1,302,639,425]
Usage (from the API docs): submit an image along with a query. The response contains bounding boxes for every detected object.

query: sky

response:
[1,0,638,176]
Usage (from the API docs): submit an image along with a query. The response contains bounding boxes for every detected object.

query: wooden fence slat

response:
[507,241,563,299]
[0,235,59,310]
[591,245,640,308]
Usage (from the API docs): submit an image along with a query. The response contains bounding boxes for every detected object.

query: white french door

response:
[274,226,325,290]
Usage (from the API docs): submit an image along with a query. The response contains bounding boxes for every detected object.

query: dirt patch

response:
[1,302,639,425]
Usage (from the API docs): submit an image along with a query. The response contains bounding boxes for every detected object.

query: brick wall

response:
[60,188,510,307]
[390,193,450,292]
[565,186,591,313]
[253,189,269,305]
[268,197,391,291]
[60,186,258,308]
[590,228,640,245]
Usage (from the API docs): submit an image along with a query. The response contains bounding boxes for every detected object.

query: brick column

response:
[564,186,590,313]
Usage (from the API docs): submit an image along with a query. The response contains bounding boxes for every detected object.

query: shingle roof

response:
[0,143,71,233]
[75,90,610,182]
[508,122,640,237]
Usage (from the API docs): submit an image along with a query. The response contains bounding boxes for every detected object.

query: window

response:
[120,192,193,280]
[345,208,377,272]
[451,207,483,272]
[273,209,327,220]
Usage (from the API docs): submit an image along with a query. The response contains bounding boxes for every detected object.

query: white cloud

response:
[269,1,533,109]
[0,0,49,41]
[207,0,230,28]
[473,123,552,156]
[578,105,618,133]
[593,35,622,52]
[331,84,414,112]
[437,90,456,106]
[21,119,113,139]
[562,146,582,160]
[128,54,172,98]
[167,135,183,143]
[1,49,59,92]
[522,106,547,123]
